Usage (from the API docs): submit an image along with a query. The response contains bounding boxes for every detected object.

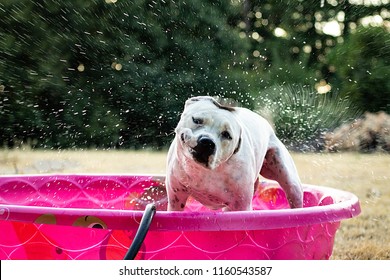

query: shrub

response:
[255,84,361,151]
[325,111,390,153]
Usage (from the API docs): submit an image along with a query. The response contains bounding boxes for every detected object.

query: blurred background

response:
[1,0,389,151]
[1,1,390,259]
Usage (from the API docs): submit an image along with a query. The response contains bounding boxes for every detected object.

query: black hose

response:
[123,203,156,260]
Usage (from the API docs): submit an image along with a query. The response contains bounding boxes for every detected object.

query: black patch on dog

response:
[233,137,241,154]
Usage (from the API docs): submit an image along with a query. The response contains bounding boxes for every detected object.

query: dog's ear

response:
[184,96,214,108]
[185,96,236,112]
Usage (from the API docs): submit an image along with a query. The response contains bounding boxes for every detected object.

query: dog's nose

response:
[191,136,216,167]
[196,136,216,155]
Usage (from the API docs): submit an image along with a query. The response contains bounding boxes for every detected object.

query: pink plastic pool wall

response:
[0,174,360,260]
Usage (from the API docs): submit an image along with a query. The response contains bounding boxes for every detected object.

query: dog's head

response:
[175,96,241,169]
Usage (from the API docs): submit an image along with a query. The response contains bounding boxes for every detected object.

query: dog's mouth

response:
[182,134,216,168]
[190,148,212,168]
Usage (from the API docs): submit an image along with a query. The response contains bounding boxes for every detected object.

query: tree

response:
[327,26,390,113]
[1,0,390,149]
[238,0,390,91]
[0,0,251,148]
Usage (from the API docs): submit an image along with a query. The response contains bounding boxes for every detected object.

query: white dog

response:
[165,96,303,211]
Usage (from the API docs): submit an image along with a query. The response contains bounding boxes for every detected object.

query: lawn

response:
[1,149,389,259]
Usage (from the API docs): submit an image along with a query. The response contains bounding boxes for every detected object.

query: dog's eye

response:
[221,131,232,140]
[192,117,203,125]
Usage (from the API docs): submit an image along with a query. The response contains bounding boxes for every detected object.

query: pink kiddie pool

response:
[0,174,360,260]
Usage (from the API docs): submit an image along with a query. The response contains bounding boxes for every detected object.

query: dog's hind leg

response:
[260,137,303,208]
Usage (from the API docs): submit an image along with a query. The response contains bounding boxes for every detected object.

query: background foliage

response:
[1,0,389,149]
[256,84,361,150]
[328,26,390,113]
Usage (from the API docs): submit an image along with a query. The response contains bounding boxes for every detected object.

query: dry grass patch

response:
[0,148,167,174]
[1,149,389,259]
[292,153,390,260]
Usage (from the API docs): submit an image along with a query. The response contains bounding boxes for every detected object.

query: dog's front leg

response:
[167,189,190,211]
[166,176,190,211]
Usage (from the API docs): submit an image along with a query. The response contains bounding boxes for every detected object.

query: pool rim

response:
[0,174,361,231]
